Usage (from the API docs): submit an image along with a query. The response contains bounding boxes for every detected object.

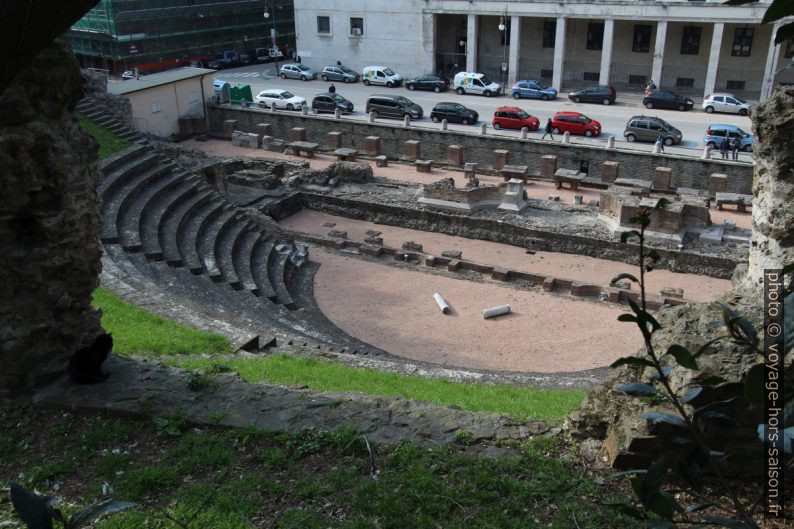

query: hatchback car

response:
[430,102,478,125]
[624,116,682,145]
[279,63,317,81]
[407,74,448,92]
[550,111,601,137]
[511,80,557,101]
[255,89,306,110]
[643,90,694,111]
[492,107,540,131]
[702,93,750,115]
[703,124,754,152]
[321,65,360,83]
[568,85,617,105]
[311,93,354,114]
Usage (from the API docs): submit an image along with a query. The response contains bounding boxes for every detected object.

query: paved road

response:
[214,64,755,162]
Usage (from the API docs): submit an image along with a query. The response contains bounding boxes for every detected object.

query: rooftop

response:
[107,67,216,95]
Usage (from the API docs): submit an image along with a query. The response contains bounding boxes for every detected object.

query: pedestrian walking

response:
[720,137,730,159]
[731,137,740,160]
[541,118,555,140]
[336,58,342,66]
[656,133,665,153]
[328,83,336,94]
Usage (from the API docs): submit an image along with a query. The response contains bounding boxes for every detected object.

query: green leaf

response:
[618,313,638,323]
[761,0,794,25]
[701,515,755,528]
[654,198,671,210]
[9,482,54,529]
[693,336,724,358]
[68,500,137,529]
[611,357,656,369]
[629,215,651,227]
[717,303,758,349]
[743,363,765,407]
[621,230,640,243]
[681,387,702,404]
[615,383,658,397]
[643,412,686,428]
[676,454,701,487]
[666,344,698,370]
[611,273,639,286]
[649,366,672,382]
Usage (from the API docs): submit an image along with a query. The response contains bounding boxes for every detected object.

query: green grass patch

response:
[166,354,586,422]
[76,112,132,160]
[92,287,232,356]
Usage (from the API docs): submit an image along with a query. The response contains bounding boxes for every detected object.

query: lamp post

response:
[263,2,279,75]
[498,11,508,89]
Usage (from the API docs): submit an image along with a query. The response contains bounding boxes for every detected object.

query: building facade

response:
[68,0,296,76]
[294,0,794,101]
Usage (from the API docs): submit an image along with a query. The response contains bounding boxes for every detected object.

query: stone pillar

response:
[599,19,615,86]
[255,123,272,137]
[704,23,724,100]
[448,144,464,165]
[552,17,567,91]
[404,140,420,160]
[708,173,727,199]
[364,136,381,156]
[289,127,306,141]
[653,167,672,191]
[223,119,238,136]
[760,22,782,102]
[602,161,619,183]
[651,21,667,87]
[492,149,508,170]
[326,131,343,149]
[466,14,479,72]
[507,15,522,87]
[541,155,558,179]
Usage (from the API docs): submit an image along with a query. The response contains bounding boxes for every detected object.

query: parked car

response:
[453,72,501,97]
[642,90,694,111]
[511,80,557,101]
[311,93,354,114]
[254,89,306,110]
[430,102,478,124]
[279,63,317,80]
[362,66,402,87]
[365,94,422,119]
[215,50,240,69]
[624,115,682,145]
[492,106,540,131]
[121,70,142,80]
[550,111,601,137]
[320,65,360,83]
[239,52,252,65]
[703,124,754,152]
[568,85,617,105]
[407,74,448,93]
[255,47,282,63]
[702,93,750,115]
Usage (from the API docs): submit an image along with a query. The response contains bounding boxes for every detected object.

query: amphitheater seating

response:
[76,99,147,143]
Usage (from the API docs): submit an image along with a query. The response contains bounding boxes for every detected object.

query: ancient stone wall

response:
[0,40,103,396]
[208,105,754,193]
[423,181,505,204]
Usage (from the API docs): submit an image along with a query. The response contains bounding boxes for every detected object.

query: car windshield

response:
[480,76,493,85]
[297,65,311,71]
[581,115,592,123]
[518,110,530,119]
[384,68,395,76]
[331,94,346,102]
[455,105,466,112]
[659,120,673,131]
[394,96,411,105]
[737,128,749,137]
[340,66,354,74]
[282,91,295,98]
[736,97,747,104]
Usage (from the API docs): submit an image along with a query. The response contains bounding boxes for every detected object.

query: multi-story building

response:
[294,0,793,101]
[68,0,296,76]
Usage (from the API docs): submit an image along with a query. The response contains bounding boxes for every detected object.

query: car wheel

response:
[707,141,716,148]
[739,108,748,116]
[743,144,753,152]
[431,116,440,123]
[408,84,415,91]
[603,98,611,105]
[664,137,674,146]
[286,104,294,110]
[280,73,287,79]
[312,107,319,114]
[371,111,378,119]
[363,79,370,86]
[462,118,470,125]
[705,106,714,113]
[434,86,441,93]
[678,104,686,111]
[513,93,521,99]
[573,96,581,103]
[321,75,328,81]
[456,87,464,95]
[344,77,350,83]
[626,134,636,143]
[484,90,492,97]
[271,103,277,111]
[553,127,561,134]
[387,81,394,88]
[493,122,501,129]
[645,101,654,109]
[585,130,594,137]
[299,75,306,81]
[541,94,549,101]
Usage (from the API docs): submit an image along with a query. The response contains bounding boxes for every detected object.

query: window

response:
[583,71,600,81]
[150,101,161,113]
[350,17,363,36]
[317,16,330,34]
[633,25,652,53]
[540,69,553,78]
[628,74,646,85]
[731,27,753,57]
[676,77,695,88]
[785,39,794,59]
[586,23,604,50]
[681,26,701,55]
[543,20,556,48]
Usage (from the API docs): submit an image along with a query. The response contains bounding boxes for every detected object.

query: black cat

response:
[67,333,113,384]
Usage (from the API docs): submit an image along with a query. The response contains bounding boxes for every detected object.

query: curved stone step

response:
[98,144,149,182]
[141,177,204,261]
[180,201,228,275]
[160,190,215,267]
[268,250,298,310]
[213,217,251,290]
[232,225,262,294]
[250,235,279,302]
[197,208,240,281]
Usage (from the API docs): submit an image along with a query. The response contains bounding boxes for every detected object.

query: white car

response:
[702,93,750,116]
[254,89,306,110]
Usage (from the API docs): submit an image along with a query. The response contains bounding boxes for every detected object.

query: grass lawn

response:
[76,112,132,159]
[167,355,586,423]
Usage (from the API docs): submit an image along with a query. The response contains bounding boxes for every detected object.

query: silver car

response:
[702,93,750,116]
[279,63,317,81]
[320,65,360,83]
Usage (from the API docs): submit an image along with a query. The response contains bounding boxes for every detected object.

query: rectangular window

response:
[543,20,556,48]
[680,26,701,55]
[583,71,600,81]
[540,68,553,79]
[726,79,746,90]
[350,17,363,36]
[628,74,646,86]
[632,25,652,53]
[150,101,161,113]
[785,39,794,59]
[676,77,695,88]
[731,27,753,57]
[317,16,330,34]
[586,23,604,51]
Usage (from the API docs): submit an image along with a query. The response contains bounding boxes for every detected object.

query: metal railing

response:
[609,62,652,92]
[660,65,707,94]
[517,58,554,83]
[562,60,601,89]
[715,67,764,98]
[478,53,509,85]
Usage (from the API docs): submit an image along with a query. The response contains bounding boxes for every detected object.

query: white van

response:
[362,66,402,87]
[453,72,502,97]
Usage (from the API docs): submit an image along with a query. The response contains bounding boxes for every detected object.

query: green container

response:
[229,84,253,106]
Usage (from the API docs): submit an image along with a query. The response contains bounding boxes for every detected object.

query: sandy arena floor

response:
[185,139,736,373]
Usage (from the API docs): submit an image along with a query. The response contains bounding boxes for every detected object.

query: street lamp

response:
[263,2,279,75]
[498,11,507,89]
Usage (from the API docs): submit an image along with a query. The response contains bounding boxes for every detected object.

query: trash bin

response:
[229,84,253,106]
[213,80,231,103]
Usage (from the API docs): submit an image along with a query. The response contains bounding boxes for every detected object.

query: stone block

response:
[708,173,727,199]
[223,119,237,135]
[602,161,619,183]
[327,131,343,149]
[447,259,460,272]
[492,149,508,170]
[365,235,383,245]
[448,144,464,165]
[492,267,510,281]
[547,193,560,201]
[231,130,247,147]
[724,219,736,231]
[375,155,388,167]
[660,287,684,299]
[574,194,583,205]
[542,277,555,291]
[442,250,462,259]
[365,136,381,156]
[415,159,432,173]
[541,155,558,179]
[402,241,423,252]
[405,140,421,160]
[359,244,383,257]
[464,162,478,179]
[289,127,307,142]
[328,230,347,239]
[255,123,272,137]
[653,167,672,191]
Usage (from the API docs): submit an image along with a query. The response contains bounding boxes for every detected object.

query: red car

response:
[550,111,601,137]
[492,106,540,131]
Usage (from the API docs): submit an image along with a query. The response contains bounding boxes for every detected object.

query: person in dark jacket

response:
[541,118,555,140]
[719,136,730,159]
[731,137,740,160]
[328,83,336,94]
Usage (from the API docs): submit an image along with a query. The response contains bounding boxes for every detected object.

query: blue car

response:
[511,80,557,101]
[703,124,754,153]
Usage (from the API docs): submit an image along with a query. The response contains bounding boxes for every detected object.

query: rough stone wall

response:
[423,182,505,204]
[208,105,754,193]
[0,40,103,396]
